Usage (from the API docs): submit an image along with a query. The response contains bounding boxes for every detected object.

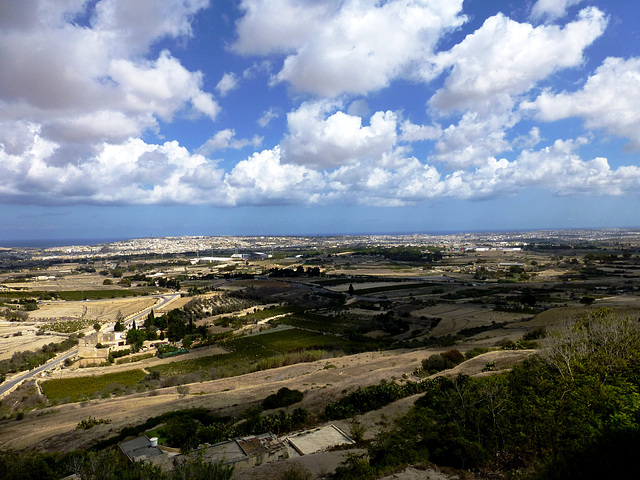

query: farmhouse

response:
[76,331,126,366]
[177,432,288,470]
[285,424,355,456]
[118,436,177,471]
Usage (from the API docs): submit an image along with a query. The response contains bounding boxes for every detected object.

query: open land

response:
[1,229,640,478]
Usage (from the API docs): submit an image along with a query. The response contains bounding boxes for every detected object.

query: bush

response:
[278,465,312,480]
[465,347,490,359]
[262,387,304,410]
[421,354,455,374]
[440,348,464,364]
[422,349,465,374]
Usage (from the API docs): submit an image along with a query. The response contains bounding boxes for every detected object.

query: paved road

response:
[0,348,78,397]
[126,293,180,329]
[0,293,181,398]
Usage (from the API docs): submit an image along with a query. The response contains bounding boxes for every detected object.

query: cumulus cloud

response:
[441,138,640,199]
[1,0,638,212]
[216,72,239,97]
[0,0,216,160]
[424,7,606,169]
[109,50,219,121]
[225,147,325,205]
[432,109,516,168]
[429,7,606,113]
[3,124,640,209]
[257,108,280,128]
[522,57,640,151]
[281,101,398,169]
[532,0,585,21]
[399,120,442,143]
[198,129,262,154]
[233,0,467,96]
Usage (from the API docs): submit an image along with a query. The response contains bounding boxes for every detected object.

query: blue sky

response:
[1,0,640,241]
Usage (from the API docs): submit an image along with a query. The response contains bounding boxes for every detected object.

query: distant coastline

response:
[0,238,128,249]
[0,227,638,250]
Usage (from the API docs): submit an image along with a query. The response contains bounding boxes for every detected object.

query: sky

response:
[2,0,640,242]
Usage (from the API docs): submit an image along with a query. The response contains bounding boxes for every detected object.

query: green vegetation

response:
[262,387,304,410]
[352,246,443,262]
[420,348,465,374]
[0,448,234,480]
[91,405,308,454]
[1,289,149,302]
[336,309,640,479]
[324,379,431,420]
[76,417,112,430]
[149,325,355,378]
[239,305,298,320]
[0,336,79,375]
[42,319,94,333]
[353,282,439,296]
[41,369,146,402]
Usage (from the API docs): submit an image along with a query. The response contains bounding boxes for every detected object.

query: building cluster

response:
[118,424,354,472]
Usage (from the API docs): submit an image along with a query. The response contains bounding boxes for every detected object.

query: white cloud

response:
[233,0,467,96]
[281,101,398,169]
[216,72,239,97]
[91,0,209,55]
[441,138,640,199]
[422,7,606,170]
[0,1,217,161]
[432,109,515,168]
[522,57,640,151]
[225,147,325,205]
[257,108,280,128]
[430,7,606,113]
[399,120,442,143]
[3,126,640,208]
[109,50,219,121]
[531,0,585,22]
[198,129,262,154]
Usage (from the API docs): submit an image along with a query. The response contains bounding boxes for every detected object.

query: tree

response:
[93,322,101,332]
[126,329,146,352]
[145,310,155,328]
[348,284,355,296]
[579,296,595,306]
[167,317,187,342]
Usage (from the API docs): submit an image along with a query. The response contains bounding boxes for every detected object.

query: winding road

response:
[0,293,180,398]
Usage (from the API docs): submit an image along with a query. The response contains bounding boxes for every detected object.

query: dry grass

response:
[0,323,67,360]
[26,297,157,322]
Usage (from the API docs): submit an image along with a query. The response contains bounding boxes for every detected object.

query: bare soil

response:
[27,297,158,323]
[0,348,533,455]
[0,323,67,360]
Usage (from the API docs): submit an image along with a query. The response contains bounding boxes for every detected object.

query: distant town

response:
[2,228,640,262]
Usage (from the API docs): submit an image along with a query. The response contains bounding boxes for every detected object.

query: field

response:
[148,327,352,377]
[40,369,147,402]
[0,323,67,360]
[3,232,640,478]
[25,297,157,323]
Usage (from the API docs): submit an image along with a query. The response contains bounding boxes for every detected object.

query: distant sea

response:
[0,238,128,249]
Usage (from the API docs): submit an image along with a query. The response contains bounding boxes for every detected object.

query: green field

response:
[273,312,351,335]
[41,369,146,402]
[239,305,299,321]
[149,327,351,377]
[0,289,150,301]
[232,327,350,352]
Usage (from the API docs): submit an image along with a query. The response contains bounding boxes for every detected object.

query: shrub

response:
[440,348,464,364]
[262,387,304,410]
[278,465,312,480]
[465,347,490,359]
[421,354,455,374]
